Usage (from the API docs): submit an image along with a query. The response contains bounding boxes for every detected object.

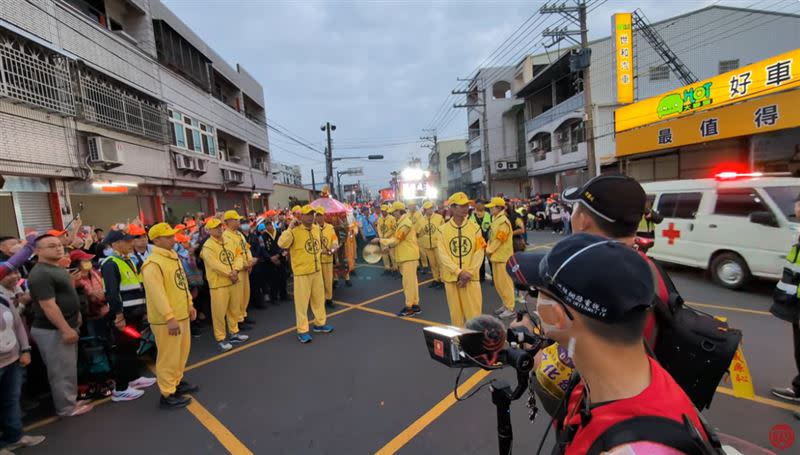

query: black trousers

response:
[250,263,268,308]
[112,308,146,391]
[792,322,800,393]
[266,263,288,300]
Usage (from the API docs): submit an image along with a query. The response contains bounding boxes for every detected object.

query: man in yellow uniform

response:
[222,211,256,328]
[485,197,516,319]
[372,201,420,317]
[407,201,427,271]
[385,204,399,277]
[437,192,486,327]
[316,207,338,309]
[278,205,333,343]
[141,223,197,409]
[200,218,249,352]
[376,204,395,274]
[418,201,444,289]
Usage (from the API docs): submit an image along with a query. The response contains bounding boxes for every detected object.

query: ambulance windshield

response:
[764,186,800,221]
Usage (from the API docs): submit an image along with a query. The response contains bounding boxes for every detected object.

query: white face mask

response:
[537,295,577,359]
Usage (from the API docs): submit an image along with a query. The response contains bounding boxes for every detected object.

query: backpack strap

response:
[586,415,720,455]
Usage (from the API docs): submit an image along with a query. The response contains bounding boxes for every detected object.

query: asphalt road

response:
[20,231,800,454]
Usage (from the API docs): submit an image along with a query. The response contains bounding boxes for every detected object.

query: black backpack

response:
[648,260,742,410]
[587,415,724,455]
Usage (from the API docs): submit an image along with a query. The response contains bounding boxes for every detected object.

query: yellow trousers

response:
[444,281,483,327]
[151,319,191,397]
[421,248,440,282]
[210,286,239,341]
[381,251,393,270]
[491,261,515,312]
[294,271,327,334]
[239,271,251,321]
[322,261,334,300]
[419,249,429,268]
[399,260,419,308]
[389,249,398,271]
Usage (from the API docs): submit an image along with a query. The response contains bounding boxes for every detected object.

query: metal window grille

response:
[78,71,168,143]
[0,33,75,116]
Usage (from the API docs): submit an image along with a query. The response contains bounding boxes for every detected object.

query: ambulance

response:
[641,172,799,289]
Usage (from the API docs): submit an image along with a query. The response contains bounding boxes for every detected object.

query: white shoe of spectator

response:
[129,376,157,389]
[498,309,516,319]
[111,387,145,402]
[66,403,93,416]
[5,435,45,451]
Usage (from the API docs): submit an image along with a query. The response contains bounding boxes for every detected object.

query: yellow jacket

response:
[200,236,237,289]
[380,213,420,262]
[436,218,486,283]
[141,246,193,324]
[319,223,338,264]
[486,211,513,263]
[278,223,322,276]
[417,213,444,250]
[378,215,396,239]
[223,229,249,272]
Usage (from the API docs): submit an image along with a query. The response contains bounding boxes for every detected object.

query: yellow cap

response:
[315,206,325,215]
[300,204,315,215]
[485,197,506,208]
[223,210,243,221]
[392,201,406,212]
[447,192,472,206]
[291,205,301,213]
[148,222,180,241]
[204,218,223,229]
[422,200,434,210]
[380,204,388,211]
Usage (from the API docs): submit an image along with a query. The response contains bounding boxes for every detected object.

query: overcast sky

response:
[162,0,759,193]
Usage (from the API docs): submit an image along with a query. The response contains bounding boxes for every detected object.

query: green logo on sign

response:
[657,81,713,118]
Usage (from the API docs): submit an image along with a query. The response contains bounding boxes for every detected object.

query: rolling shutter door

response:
[16,192,53,232]
[0,195,19,237]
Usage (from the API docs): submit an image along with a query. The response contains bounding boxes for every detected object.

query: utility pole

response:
[541,0,597,177]
[311,169,316,200]
[321,122,336,196]
[453,76,492,198]
[421,128,438,188]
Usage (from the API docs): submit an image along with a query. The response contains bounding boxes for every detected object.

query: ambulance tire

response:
[710,252,751,290]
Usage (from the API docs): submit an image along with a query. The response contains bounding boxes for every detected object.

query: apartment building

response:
[270,161,302,187]
[0,0,272,235]
[427,138,466,197]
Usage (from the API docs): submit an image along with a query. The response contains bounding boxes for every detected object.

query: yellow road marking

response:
[375,369,492,455]
[186,396,254,454]
[716,386,800,412]
[336,301,445,327]
[687,301,771,316]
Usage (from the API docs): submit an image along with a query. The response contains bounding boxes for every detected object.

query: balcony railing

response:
[78,71,168,143]
[525,93,583,135]
[0,33,76,116]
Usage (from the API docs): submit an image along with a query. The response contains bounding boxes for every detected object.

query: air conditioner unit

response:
[495,161,507,171]
[175,154,195,171]
[87,136,122,168]
[222,169,244,184]
[508,161,519,170]
[195,158,208,174]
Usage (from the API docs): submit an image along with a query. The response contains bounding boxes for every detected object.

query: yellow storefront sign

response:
[616,88,800,157]
[614,13,634,104]
[615,48,800,132]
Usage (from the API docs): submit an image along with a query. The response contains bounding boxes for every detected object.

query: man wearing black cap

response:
[510,234,710,453]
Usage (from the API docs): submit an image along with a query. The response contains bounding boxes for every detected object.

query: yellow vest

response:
[200,236,237,289]
[319,223,337,264]
[382,215,397,238]
[390,213,420,262]
[488,212,514,263]
[141,246,192,324]
[417,213,444,249]
[438,218,485,282]
[278,224,322,276]
[223,229,250,271]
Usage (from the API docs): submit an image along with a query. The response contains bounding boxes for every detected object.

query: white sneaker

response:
[218,341,233,352]
[498,309,516,319]
[129,376,157,389]
[5,435,45,451]
[229,333,249,343]
[493,306,506,316]
[111,387,145,402]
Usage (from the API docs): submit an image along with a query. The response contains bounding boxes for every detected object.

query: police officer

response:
[278,205,333,343]
[372,201,421,317]
[418,201,444,288]
[100,230,155,402]
[437,192,486,327]
[770,194,800,418]
[468,199,492,281]
[200,218,248,352]
[512,234,712,454]
[223,211,256,327]
[484,197,515,319]
[316,207,339,309]
[141,223,198,409]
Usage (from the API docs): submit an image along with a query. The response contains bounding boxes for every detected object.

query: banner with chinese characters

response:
[613,13,634,104]
[616,87,800,157]
[615,48,800,132]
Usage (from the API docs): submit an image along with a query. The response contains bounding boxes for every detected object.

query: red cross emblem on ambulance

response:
[662,222,681,245]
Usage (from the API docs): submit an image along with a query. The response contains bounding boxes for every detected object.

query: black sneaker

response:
[771,387,800,402]
[325,299,335,309]
[411,305,422,315]
[160,393,191,409]
[397,307,415,317]
[176,381,199,395]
